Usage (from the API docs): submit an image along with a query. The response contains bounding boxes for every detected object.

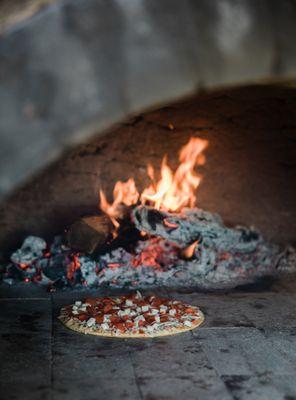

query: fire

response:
[99,178,139,227]
[141,138,208,211]
[182,240,199,259]
[99,137,208,225]
[131,238,179,269]
[132,238,165,269]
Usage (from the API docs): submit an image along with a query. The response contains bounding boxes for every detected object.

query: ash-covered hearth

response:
[1,138,295,291]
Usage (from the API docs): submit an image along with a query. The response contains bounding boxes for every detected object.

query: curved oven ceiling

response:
[0,0,295,199]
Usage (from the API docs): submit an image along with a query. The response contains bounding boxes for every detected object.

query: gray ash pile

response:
[0,206,295,291]
[1,137,295,291]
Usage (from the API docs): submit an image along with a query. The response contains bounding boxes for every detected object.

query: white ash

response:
[100,247,133,267]
[11,236,46,265]
[76,232,296,290]
[127,205,296,289]
[133,206,263,252]
[78,256,98,286]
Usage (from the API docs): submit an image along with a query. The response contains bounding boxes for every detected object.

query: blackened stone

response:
[42,265,67,281]
[6,264,24,280]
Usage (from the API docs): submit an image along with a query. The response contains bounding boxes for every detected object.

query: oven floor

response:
[1,277,296,400]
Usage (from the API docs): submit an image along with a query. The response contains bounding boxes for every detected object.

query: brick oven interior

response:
[1,84,296,400]
[1,1,296,400]
[1,84,296,251]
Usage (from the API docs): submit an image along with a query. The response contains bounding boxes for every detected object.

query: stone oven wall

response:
[0,84,295,253]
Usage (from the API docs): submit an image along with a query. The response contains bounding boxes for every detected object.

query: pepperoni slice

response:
[121,315,130,322]
[125,321,134,329]
[114,322,126,332]
[85,298,98,306]
[103,304,114,313]
[145,316,156,324]
[77,314,88,322]
[151,298,163,307]
[185,307,197,314]
[160,315,169,323]
[109,316,121,324]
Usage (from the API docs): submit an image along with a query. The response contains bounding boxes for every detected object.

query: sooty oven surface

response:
[1,280,296,400]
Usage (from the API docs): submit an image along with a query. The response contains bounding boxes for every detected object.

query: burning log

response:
[67,215,112,254]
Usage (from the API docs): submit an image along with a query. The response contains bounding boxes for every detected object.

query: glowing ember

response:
[99,137,208,226]
[182,240,199,259]
[67,254,81,281]
[108,263,121,269]
[132,238,179,270]
[163,219,179,229]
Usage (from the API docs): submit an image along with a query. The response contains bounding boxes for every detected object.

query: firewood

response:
[67,215,112,254]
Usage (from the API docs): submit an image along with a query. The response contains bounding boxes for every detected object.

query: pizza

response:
[58,291,204,338]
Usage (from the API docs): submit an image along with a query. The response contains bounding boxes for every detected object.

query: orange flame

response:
[141,137,208,211]
[99,178,139,227]
[99,137,208,225]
